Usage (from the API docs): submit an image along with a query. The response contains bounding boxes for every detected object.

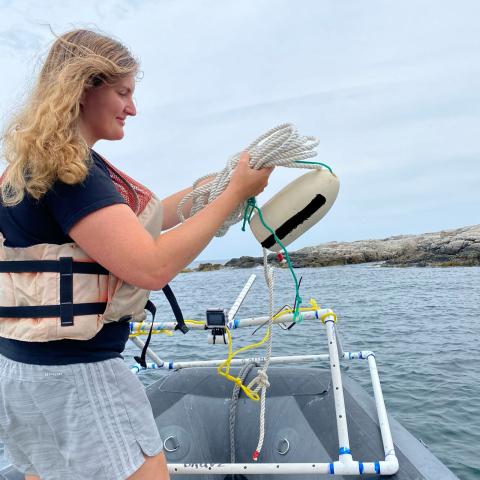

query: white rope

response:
[177,123,321,237]
[246,247,275,460]
[175,123,322,459]
[229,362,255,463]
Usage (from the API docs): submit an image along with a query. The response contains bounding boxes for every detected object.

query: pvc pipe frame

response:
[129,309,322,333]
[131,354,330,371]
[132,310,399,476]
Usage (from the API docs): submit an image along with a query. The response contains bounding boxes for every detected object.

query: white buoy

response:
[249,169,340,252]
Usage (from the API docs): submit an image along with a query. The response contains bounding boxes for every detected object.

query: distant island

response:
[184,225,480,272]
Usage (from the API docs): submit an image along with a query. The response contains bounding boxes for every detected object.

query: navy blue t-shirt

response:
[0,150,132,365]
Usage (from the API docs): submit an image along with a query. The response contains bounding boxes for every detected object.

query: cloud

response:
[0,0,479,259]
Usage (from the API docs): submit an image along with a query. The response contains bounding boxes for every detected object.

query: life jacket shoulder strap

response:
[134,285,189,368]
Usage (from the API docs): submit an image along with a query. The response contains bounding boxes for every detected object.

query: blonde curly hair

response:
[1,29,139,206]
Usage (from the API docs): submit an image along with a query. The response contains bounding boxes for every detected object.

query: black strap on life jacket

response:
[0,257,108,326]
[134,284,189,368]
[0,257,189,367]
[164,283,189,334]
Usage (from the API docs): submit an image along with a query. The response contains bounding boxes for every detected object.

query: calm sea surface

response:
[1,264,479,479]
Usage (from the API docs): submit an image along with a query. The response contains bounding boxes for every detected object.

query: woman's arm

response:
[161,176,214,230]
[69,153,273,290]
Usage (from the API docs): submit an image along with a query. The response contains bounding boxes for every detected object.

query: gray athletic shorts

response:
[0,354,163,480]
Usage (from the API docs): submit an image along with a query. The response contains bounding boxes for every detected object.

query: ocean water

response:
[1,264,479,479]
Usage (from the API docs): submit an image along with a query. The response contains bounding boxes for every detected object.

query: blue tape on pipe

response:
[329,463,334,474]
[359,462,364,474]
[315,310,318,319]
[168,361,174,370]
[339,447,351,455]
[374,461,380,474]
[234,319,239,329]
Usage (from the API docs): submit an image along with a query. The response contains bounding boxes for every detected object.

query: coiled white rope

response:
[177,123,321,236]
[176,123,322,460]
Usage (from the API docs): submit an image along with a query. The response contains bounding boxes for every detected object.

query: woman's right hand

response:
[227,151,274,202]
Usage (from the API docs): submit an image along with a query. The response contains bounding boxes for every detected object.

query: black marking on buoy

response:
[261,194,327,249]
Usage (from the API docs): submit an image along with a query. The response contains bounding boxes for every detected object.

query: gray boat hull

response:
[0,367,458,479]
[150,367,457,479]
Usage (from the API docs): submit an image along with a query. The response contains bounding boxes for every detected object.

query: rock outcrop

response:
[225,225,480,268]
[195,262,223,272]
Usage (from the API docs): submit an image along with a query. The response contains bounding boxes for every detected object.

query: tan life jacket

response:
[0,156,163,343]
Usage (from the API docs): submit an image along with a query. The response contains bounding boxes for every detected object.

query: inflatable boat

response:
[0,274,459,479]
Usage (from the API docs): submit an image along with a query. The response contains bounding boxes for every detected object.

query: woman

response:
[0,29,273,480]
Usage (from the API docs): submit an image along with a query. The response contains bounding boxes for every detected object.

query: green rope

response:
[294,160,333,173]
[243,197,302,323]
[241,198,256,232]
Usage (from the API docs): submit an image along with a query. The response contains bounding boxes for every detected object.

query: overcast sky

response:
[1,0,478,260]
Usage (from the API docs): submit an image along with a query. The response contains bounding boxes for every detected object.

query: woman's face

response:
[79,74,136,146]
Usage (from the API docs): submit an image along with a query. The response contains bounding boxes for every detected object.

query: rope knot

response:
[234,378,243,387]
[249,370,270,391]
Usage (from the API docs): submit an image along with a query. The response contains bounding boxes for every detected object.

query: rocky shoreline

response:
[186,225,480,271]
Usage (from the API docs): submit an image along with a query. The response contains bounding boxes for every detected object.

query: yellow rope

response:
[129,329,173,338]
[320,310,337,323]
[128,318,204,338]
[217,299,322,400]
[217,328,261,401]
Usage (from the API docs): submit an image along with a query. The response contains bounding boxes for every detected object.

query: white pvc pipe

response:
[342,351,374,360]
[367,354,397,463]
[324,314,351,460]
[234,310,320,328]
[227,274,256,326]
[129,309,325,333]
[168,459,399,475]
[169,462,331,475]
[130,362,164,374]
[144,354,330,371]
[129,336,164,367]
